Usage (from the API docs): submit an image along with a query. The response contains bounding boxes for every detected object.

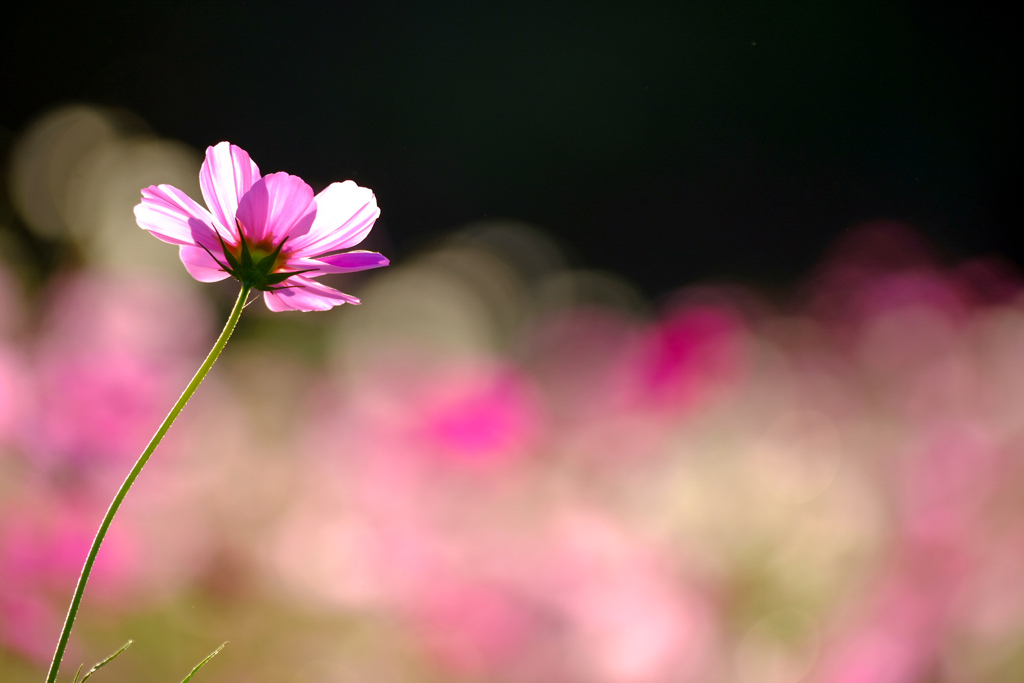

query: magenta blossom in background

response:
[134,142,388,311]
[0,493,141,662]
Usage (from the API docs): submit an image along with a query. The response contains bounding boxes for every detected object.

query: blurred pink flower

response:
[811,427,990,683]
[542,514,718,683]
[391,512,718,683]
[0,500,137,597]
[805,223,1011,344]
[20,275,211,476]
[899,424,999,546]
[332,357,542,475]
[0,593,56,664]
[28,350,165,472]
[623,305,746,412]
[0,344,29,446]
[135,142,388,311]
[810,549,964,683]
[418,364,541,467]
[410,576,547,679]
[0,493,141,662]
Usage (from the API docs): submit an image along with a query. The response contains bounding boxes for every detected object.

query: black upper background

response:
[2,1,1020,299]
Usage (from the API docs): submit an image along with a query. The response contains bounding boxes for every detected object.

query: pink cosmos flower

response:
[134,142,388,311]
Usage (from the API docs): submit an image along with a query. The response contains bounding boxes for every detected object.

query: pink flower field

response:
[3,106,1024,683]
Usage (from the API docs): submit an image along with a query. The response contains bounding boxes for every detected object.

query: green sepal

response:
[197,242,232,274]
[255,237,287,274]
[262,268,317,287]
[215,232,242,272]
[238,233,254,270]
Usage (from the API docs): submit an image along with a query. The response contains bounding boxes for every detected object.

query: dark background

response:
[2,1,1020,299]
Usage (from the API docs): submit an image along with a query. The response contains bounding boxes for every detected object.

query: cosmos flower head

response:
[134,142,388,311]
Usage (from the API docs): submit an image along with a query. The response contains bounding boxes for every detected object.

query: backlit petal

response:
[235,173,316,245]
[199,142,260,237]
[283,252,389,276]
[288,181,379,255]
[311,251,390,273]
[135,184,217,246]
[179,245,231,282]
[263,276,360,312]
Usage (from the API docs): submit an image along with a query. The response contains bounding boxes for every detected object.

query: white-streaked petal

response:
[315,250,390,272]
[199,142,260,237]
[235,172,316,245]
[284,251,389,276]
[288,181,380,255]
[134,184,217,246]
[263,276,360,312]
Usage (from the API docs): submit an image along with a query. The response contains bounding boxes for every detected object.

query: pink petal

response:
[199,142,260,237]
[310,251,390,273]
[263,276,360,312]
[282,252,389,276]
[288,181,380,256]
[179,245,231,282]
[235,173,316,245]
[134,184,217,246]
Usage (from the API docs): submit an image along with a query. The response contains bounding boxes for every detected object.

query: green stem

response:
[45,284,252,683]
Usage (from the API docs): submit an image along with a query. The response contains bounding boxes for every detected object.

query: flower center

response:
[227,241,285,273]
[200,222,314,291]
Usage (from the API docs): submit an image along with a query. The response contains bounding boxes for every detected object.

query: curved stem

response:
[45,284,252,683]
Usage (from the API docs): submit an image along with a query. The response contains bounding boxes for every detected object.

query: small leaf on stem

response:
[76,640,133,683]
[179,642,228,683]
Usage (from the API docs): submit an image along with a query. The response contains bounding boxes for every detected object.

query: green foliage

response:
[67,640,226,683]
[179,643,227,683]
[71,640,132,683]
